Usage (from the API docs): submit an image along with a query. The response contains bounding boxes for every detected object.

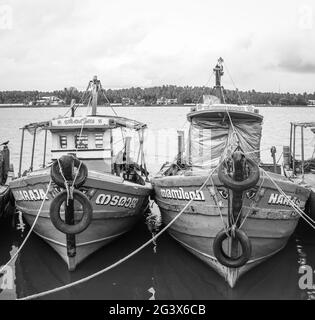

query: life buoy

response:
[51,155,88,188]
[218,157,260,192]
[213,228,251,268]
[49,189,93,235]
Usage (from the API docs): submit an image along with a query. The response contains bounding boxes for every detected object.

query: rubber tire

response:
[51,155,88,188]
[49,189,93,235]
[213,228,252,268]
[218,158,260,192]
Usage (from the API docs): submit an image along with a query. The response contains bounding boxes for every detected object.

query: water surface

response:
[0,106,315,300]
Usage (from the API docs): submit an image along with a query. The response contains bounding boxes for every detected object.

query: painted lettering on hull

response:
[268,193,301,207]
[95,194,139,209]
[160,188,205,201]
[13,189,48,201]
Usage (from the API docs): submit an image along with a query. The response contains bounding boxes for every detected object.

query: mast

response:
[91,75,100,116]
[213,57,225,103]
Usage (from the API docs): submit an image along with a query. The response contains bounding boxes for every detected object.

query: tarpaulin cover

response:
[186,117,262,170]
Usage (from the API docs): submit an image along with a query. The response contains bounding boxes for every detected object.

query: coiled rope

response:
[18,163,221,300]
[0,180,52,274]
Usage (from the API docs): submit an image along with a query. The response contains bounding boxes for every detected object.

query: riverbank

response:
[0,103,314,108]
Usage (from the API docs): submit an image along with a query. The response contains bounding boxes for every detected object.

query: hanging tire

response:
[49,189,93,235]
[51,155,88,188]
[218,157,260,192]
[213,228,251,268]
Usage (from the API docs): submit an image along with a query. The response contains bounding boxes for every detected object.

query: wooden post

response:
[289,122,293,167]
[18,128,25,177]
[270,146,277,173]
[229,152,245,260]
[30,128,37,172]
[91,76,99,116]
[292,124,296,174]
[301,126,305,180]
[70,99,76,117]
[139,129,148,180]
[125,136,131,169]
[110,129,114,174]
[42,128,48,168]
[188,126,192,168]
[62,157,76,271]
[177,130,185,164]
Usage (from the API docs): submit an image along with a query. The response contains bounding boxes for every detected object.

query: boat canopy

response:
[22,115,147,133]
[187,106,263,170]
[291,121,315,128]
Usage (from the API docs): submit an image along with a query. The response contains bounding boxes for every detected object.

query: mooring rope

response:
[238,173,266,229]
[0,180,52,274]
[18,163,221,300]
[261,168,315,230]
[223,61,244,105]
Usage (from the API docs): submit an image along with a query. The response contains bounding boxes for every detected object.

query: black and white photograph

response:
[0,0,315,309]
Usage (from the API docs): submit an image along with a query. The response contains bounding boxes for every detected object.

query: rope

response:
[195,72,214,104]
[261,168,315,230]
[209,175,228,234]
[238,173,266,229]
[62,82,91,117]
[18,163,220,300]
[223,61,244,104]
[225,107,240,146]
[99,83,118,116]
[0,180,52,274]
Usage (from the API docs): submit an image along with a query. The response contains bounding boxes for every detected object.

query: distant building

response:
[165,98,178,105]
[33,96,65,106]
[122,97,131,106]
[156,97,178,105]
[308,100,315,106]
[156,97,166,105]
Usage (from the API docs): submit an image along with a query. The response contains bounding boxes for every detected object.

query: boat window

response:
[59,136,67,149]
[95,133,103,148]
[75,134,88,149]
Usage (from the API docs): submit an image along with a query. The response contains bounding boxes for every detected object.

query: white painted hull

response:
[10,168,152,270]
[152,171,310,287]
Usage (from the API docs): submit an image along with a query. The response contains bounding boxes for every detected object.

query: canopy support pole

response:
[42,129,48,168]
[30,128,37,172]
[292,124,296,175]
[301,126,305,181]
[18,128,25,177]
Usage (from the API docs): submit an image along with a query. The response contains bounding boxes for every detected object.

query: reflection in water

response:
[0,211,315,299]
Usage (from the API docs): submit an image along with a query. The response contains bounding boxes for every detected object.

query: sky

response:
[0,0,314,93]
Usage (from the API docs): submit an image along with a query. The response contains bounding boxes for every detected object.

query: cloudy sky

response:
[0,0,314,93]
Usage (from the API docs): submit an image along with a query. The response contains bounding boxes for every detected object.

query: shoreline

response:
[0,104,314,109]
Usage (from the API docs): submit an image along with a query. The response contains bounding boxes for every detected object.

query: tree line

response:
[0,85,314,105]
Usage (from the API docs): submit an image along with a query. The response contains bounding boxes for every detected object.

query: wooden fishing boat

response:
[152,58,310,288]
[0,141,14,219]
[10,76,152,271]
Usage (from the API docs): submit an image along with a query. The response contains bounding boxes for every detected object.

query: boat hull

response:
[10,168,152,270]
[152,171,310,287]
[0,185,12,219]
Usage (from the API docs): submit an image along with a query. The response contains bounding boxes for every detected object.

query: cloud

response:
[278,56,315,73]
[0,0,314,93]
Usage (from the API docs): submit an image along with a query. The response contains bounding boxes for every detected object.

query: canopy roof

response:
[187,104,263,123]
[186,103,263,170]
[291,121,315,128]
[22,115,147,132]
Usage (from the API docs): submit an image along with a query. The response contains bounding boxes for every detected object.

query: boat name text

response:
[268,193,301,206]
[13,188,48,201]
[95,194,139,208]
[160,188,205,201]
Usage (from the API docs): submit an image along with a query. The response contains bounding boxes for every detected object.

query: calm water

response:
[0,106,315,300]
